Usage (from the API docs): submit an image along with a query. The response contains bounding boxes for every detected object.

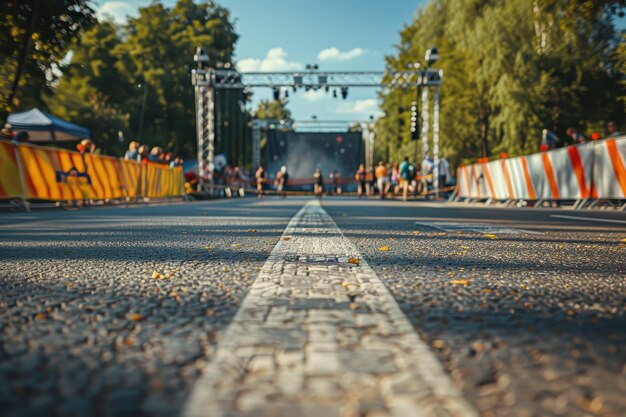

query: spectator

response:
[421,154,434,194]
[76,139,95,154]
[399,156,414,201]
[148,146,162,162]
[375,161,388,199]
[138,145,149,162]
[566,127,587,144]
[332,170,342,195]
[14,130,29,144]
[164,152,174,166]
[125,141,139,160]
[387,163,400,195]
[438,157,451,189]
[607,121,622,137]
[1,128,14,141]
[541,129,560,150]
[366,167,375,195]
[170,156,183,168]
[355,164,367,198]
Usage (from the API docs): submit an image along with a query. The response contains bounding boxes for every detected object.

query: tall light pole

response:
[192,47,213,188]
[424,48,441,198]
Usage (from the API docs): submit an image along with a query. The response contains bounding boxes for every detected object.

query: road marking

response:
[550,214,626,225]
[184,200,477,417]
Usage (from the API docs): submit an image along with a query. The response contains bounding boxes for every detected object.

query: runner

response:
[275,166,288,198]
[313,168,324,197]
[333,170,342,195]
[355,164,367,198]
[375,161,388,199]
[255,165,266,198]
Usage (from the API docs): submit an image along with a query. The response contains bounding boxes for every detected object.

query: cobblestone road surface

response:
[324,199,626,417]
[1,197,625,417]
[0,200,300,417]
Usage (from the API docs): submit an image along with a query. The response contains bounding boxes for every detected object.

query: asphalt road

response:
[1,197,625,417]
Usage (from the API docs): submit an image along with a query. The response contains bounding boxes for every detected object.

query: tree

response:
[46,0,239,159]
[254,99,292,122]
[0,0,95,122]
[114,0,238,157]
[47,20,132,154]
[377,0,624,167]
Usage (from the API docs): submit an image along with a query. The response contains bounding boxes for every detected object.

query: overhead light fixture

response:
[425,47,439,67]
[341,87,348,99]
[273,87,280,101]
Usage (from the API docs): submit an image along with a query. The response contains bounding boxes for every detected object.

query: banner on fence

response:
[0,141,184,202]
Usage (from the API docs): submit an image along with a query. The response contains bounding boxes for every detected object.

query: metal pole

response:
[137,83,148,140]
[433,86,440,198]
[194,84,203,190]
[252,119,261,169]
[196,86,215,185]
[420,86,429,166]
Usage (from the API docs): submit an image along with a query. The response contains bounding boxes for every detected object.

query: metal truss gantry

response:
[192,67,443,184]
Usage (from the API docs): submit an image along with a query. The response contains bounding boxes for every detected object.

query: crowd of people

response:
[355,155,451,201]
[123,141,183,168]
[540,121,621,151]
[249,156,450,201]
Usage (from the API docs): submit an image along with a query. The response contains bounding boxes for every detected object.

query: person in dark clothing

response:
[313,168,324,196]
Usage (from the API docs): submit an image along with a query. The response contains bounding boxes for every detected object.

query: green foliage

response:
[377,0,625,166]
[47,0,238,158]
[0,0,96,116]
[254,99,292,122]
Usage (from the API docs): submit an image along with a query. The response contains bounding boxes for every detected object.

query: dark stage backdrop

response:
[265,131,363,186]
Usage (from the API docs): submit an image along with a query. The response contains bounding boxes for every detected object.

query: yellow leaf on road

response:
[378,245,390,251]
[348,257,359,266]
[413,231,421,235]
[35,313,47,320]
[484,234,497,239]
[128,313,143,321]
[450,279,470,286]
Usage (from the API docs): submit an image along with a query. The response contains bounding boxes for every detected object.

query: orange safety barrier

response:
[0,141,25,199]
[456,135,626,202]
[0,140,185,202]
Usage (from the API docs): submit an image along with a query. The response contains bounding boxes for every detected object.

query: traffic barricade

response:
[0,140,185,204]
[456,135,626,204]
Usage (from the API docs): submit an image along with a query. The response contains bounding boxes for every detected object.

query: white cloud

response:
[97,1,140,24]
[318,47,366,61]
[336,99,382,116]
[302,89,328,102]
[237,48,301,72]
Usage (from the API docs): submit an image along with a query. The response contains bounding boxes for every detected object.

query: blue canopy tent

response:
[6,108,90,142]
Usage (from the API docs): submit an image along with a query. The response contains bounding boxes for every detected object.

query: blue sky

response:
[95,0,426,123]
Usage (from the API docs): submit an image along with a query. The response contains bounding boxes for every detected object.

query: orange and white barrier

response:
[456,136,626,202]
[592,137,626,199]
[0,140,185,203]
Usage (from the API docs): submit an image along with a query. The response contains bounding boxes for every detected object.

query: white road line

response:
[550,214,626,225]
[183,200,477,417]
